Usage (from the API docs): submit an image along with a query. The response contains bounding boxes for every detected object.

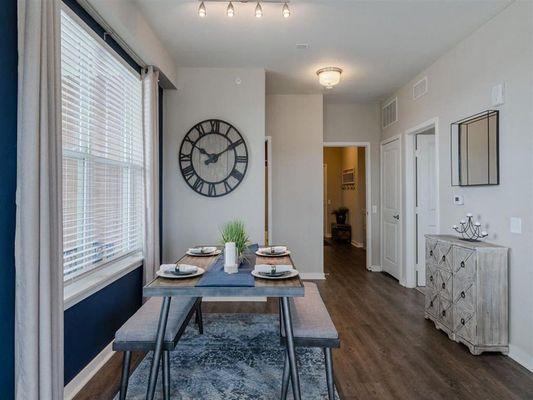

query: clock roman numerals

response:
[180,119,248,197]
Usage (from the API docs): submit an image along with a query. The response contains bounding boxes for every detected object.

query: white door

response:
[415,134,437,286]
[323,164,328,237]
[381,138,401,279]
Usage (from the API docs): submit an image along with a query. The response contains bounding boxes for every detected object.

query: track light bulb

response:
[227,1,235,17]
[255,2,263,18]
[198,1,206,17]
[282,2,290,18]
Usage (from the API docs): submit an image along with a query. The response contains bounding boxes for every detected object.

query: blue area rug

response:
[118,313,340,399]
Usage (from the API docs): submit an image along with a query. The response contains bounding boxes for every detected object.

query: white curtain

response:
[15,0,64,399]
[142,66,161,284]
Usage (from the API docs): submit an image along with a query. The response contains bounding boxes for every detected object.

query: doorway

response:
[323,143,370,272]
[405,118,439,288]
[380,136,402,280]
[265,136,272,245]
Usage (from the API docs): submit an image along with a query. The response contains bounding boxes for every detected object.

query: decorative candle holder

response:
[452,214,488,242]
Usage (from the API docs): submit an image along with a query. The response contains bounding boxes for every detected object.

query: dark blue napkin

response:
[196,244,258,287]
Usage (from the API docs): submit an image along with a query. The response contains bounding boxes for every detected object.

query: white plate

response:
[186,249,222,257]
[251,269,299,280]
[255,250,291,257]
[156,267,205,279]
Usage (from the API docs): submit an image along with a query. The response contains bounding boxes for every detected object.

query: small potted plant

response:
[220,220,251,268]
[332,207,349,225]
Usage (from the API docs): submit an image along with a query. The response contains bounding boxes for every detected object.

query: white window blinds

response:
[61,9,144,280]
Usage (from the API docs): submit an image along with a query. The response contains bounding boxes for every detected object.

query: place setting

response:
[252,263,299,280]
[186,246,222,257]
[255,245,291,257]
[156,263,205,279]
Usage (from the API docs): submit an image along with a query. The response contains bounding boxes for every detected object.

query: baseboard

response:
[300,272,326,280]
[367,265,382,272]
[350,241,364,248]
[64,341,115,400]
[204,297,267,302]
[509,344,533,372]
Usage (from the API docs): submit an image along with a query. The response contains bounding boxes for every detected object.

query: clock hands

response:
[204,141,242,165]
[192,143,213,158]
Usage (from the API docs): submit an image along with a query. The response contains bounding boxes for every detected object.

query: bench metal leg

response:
[281,297,302,400]
[146,296,171,400]
[119,351,131,400]
[196,299,204,334]
[281,350,290,400]
[324,348,335,400]
[162,350,170,400]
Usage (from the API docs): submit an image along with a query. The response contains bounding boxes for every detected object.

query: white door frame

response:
[380,135,403,283]
[323,141,372,271]
[404,118,440,288]
[323,163,329,237]
[266,136,273,245]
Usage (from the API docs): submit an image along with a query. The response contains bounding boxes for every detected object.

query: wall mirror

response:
[451,110,499,186]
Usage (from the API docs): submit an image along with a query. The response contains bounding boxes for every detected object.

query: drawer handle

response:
[461,318,465,325]
[441,282,446,289]
[430,250,433,256]
[460,261,465,268]
[461,291,465,299]
[429,275,434,282]
[442,255,446,262]
[441,310,446,317]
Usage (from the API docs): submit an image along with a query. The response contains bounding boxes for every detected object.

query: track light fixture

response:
[197,1,290,19]
[282,2,290,18]
[255,2,263,18]
[226,1,235,17]
[198,1,207,17]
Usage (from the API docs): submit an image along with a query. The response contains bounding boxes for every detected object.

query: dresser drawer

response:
[426,239,439,266]
[436,242,453,272]
[438,296,453,329]
[425,288,439,317]
[426,263,438,291]
[454,283,476,312]
[453,246,476,298]
[436,268,453,301]
[454,305,476,344]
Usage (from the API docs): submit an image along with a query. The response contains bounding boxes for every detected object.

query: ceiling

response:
[133,0,511,102]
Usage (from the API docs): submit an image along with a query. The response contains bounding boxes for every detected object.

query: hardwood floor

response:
[75,242,533,400]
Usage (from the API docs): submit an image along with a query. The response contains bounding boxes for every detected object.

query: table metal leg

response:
[281,297,302,400]
[146,296,171,400]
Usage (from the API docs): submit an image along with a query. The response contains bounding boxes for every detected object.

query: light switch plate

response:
[453,195,464,205]
[372,205,378,214]
[510,217,522,234]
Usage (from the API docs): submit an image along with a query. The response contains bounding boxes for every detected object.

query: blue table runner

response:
[196,244,258,287]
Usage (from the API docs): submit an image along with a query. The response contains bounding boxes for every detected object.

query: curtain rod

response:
[76,0,148,70]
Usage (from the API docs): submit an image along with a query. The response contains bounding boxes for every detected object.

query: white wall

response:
[324,102,382,267]
[382,1,533,370]
[87,0,177,87]
[163,68,266,262]
[266,95,324,277]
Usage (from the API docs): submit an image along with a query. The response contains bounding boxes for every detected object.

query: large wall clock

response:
[179,119,249,197]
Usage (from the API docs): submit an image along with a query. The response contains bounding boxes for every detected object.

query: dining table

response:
[142,247,305,400]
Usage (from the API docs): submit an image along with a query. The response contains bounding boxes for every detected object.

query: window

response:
[61,8,144,280]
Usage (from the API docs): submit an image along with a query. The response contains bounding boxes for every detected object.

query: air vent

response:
[413,76,428,100]
[382,97,398,128]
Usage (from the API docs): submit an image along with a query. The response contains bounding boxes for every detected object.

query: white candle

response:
[475,222,481,226]
[466,213,473,217]
[224,242,238,274]
[452,225,458,229]
[460,220,466,224]
[481,231,488,236]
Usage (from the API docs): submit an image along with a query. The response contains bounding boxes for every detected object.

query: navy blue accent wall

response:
[64,266,143,384]
[0,0,18,398]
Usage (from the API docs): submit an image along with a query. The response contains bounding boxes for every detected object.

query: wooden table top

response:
[143,251,304,298]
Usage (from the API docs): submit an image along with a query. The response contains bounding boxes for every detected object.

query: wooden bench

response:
[113,297,203,400]
[280,282,340,400]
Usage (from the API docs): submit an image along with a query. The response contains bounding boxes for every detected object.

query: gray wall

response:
[162,68,266,262]
[381,1,533,369]
[267,95,324,276]
[324,101,382,267]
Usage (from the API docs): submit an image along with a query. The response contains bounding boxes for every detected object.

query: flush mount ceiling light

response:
[316,67,343,89]
[197,1,290,18]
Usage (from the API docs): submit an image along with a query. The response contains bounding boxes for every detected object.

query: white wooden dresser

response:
[424,234,509,355]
